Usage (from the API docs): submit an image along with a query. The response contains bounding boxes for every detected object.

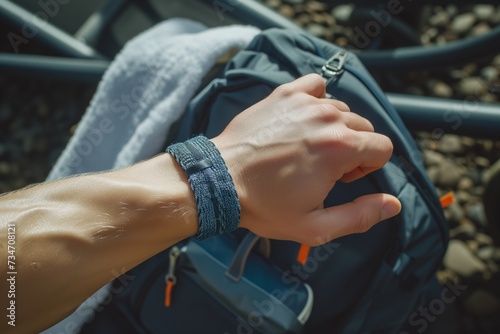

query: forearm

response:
[0,153,198,333]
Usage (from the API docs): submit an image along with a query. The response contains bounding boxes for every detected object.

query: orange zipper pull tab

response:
[297,244,311,265]
[440,191,455,209]
[164,246,180,307]
[165,279,175,307]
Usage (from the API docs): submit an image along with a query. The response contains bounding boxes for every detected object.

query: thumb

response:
[304,194,401,246]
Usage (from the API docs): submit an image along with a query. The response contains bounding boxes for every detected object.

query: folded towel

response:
[47,18,259,181]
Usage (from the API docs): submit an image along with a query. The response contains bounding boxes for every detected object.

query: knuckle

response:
[363,117,375,132]
[308,73,325,87]
[274,84,295,99]
[331,129,357,150]
[352,113,374,132]
[314,103,342,122]
[378,134,394,157]
[334,100,351,112]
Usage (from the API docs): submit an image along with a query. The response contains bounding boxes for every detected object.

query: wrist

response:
[210,135,251,230]
[165,135,241,239]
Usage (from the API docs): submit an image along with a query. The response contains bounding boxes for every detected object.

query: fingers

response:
[280,73,326,99]
[323,99,351,112]
[339,111,374,132]
[279,74,352,113]
[300,193,402,246]
[322,126,392,183]
[358,132,393,166]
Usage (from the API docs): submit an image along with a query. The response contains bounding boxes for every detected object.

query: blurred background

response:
[1,0,500,333]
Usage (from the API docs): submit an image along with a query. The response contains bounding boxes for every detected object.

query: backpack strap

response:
[225,232,271,281]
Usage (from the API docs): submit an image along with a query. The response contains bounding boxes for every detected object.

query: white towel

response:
[41,19,259,333]
[47,18,259,181]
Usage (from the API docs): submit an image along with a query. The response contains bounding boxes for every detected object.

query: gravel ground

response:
[0,76,95,193]
[1,1,500,333]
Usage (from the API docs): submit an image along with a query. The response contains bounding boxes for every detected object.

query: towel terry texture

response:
[47,18,259,181]
[41,18,259,333]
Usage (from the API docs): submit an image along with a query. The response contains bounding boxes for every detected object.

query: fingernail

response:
[381,201,401,220]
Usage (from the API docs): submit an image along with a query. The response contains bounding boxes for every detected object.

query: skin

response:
[0,74,401,333]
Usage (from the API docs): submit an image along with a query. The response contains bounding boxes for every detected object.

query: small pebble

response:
[428,80,453,98]
[481,140,494,153]
[450,222,477,240]
[480,66,498,82]
[466,202,488,228]
[467,240,480,253]
[474,156,491,169]
[264,0,280,8]
[473,5,495,21]
[278,4,295,17]
[476,233,494,247]
[437,159,463,187]
[456,191,472,204]
[444,240,487,278]
[470,22,491,37]
[446,202,466,224]
[461,136,476,148]
[426,165,440,184]
[477,246,495,261]
[428,11,450,27]
[451,13,476,34]
[331,5,353,24]
[457,177,474,191]
[458,77,487,96]
[438,134,463,154]
[306,23,326,37]
[424,150,446,166]
[306,1,328,12]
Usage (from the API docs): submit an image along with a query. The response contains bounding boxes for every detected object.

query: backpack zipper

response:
[321,50,347,98]
[164,246,180,307]
[321,50,347,81]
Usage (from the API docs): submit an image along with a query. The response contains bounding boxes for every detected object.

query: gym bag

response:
[79,28,449,334]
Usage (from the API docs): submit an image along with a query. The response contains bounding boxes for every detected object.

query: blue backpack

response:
[78,29,449,334]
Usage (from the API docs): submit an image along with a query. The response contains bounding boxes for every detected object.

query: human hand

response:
[211,73,401,245]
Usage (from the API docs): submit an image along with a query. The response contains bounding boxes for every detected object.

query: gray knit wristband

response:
[165,135,241,240]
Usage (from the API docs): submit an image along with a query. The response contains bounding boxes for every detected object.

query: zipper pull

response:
[164,246,180,307]
[321,50,347,80]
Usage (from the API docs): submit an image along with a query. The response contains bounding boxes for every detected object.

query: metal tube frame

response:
[74,0,128,47]
[0,53,110,83]
[0,0,104,59]
[1,0,499,139]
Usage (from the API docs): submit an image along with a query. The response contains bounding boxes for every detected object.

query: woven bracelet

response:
[165,135,241,240]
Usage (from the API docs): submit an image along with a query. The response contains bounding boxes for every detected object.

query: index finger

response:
[281,73,326,98]
[339,131,393,182]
